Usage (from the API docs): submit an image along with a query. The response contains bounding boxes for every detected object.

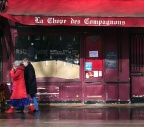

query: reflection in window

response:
[15,35,80,79]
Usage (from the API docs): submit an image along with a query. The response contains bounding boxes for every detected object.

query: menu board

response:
[105,52,117,69]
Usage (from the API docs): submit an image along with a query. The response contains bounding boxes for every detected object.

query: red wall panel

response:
[36,84,61,101]
[106,84,118,101]
[62,84,82,100]
[132,76,144,97]
[84,84,105,101]
[119,84,130,101]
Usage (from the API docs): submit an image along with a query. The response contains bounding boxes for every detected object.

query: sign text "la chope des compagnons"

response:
[35,17,126,26]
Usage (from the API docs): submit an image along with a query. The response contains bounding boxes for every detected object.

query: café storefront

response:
[1,0,144,103]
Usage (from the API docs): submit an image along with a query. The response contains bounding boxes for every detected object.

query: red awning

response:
[1,0,144,27]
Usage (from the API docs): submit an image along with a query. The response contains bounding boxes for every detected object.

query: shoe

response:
[28,105,35,113]
[5,107,14,114]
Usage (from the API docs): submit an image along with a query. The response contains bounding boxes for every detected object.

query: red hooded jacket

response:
[10,66,27,99]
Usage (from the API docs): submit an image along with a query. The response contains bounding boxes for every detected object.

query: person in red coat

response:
[5,61,30,113]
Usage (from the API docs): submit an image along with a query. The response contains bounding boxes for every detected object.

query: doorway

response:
[130,34,144,102]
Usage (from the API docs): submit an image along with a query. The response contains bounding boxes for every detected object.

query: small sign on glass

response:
[89,51,98,57]
[85,62,92,71]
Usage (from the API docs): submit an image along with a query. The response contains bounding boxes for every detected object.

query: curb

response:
[39,103,144,108]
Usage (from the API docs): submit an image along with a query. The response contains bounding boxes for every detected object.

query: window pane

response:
[15,34,80,79]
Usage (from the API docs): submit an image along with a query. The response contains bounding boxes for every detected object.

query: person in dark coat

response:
[22,58,38,112]
[5,61,30,113]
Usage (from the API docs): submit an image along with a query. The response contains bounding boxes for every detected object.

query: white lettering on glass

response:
[16,49,27,54]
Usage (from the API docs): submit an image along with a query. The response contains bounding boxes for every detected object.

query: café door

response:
[84,35,105,102]
[83,29,130,103]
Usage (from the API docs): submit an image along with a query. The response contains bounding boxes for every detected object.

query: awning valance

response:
[1,0,144,27]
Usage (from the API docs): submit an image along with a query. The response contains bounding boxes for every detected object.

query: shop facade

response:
[1,0,144,103]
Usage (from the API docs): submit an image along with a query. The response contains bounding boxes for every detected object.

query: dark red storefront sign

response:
[1,15,144,27]
[26,16,144,27]
[1,0,144,27]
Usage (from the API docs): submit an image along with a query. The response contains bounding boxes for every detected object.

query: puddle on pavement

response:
[0,106,144,120]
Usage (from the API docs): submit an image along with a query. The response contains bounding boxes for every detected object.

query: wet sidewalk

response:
[0,104,144,127]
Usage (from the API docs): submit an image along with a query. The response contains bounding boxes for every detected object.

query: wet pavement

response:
[1,104,144,127]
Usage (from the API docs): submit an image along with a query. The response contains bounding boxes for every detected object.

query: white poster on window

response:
[94,71,98,77]
[99,71,102,77]
[89,51,98,57]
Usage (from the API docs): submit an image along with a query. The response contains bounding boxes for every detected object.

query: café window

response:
[15,34,80,79]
